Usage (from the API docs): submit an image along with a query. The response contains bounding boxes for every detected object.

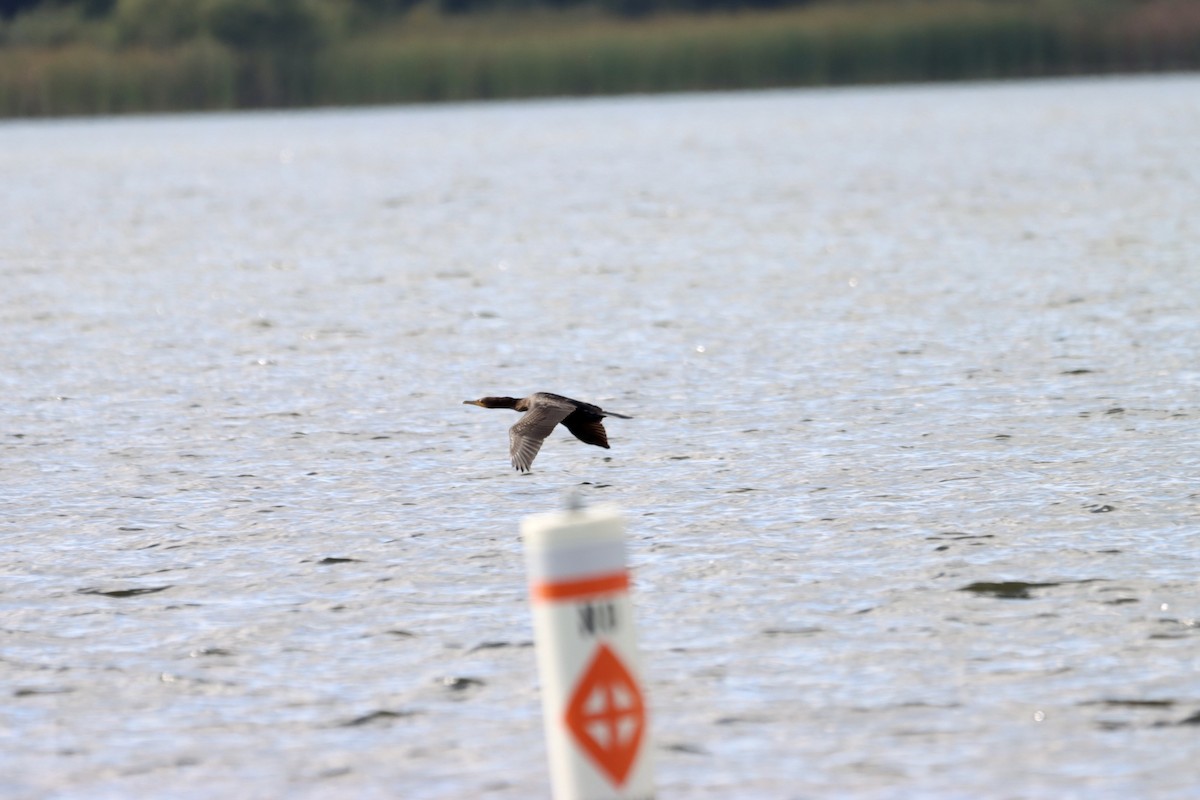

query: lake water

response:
[2,74,1198,799]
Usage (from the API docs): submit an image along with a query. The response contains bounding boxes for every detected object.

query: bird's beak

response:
[463,400,482,407]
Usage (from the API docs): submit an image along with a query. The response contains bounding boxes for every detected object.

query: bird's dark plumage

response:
[463,392,632,472]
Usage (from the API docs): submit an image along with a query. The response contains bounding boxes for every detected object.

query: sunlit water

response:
[2,74,1199,799]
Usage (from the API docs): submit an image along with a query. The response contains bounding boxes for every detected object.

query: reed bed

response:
[1,0,1198,117]
[0,40,237,116]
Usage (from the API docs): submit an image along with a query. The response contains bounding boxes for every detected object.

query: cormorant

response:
[463,392,632,472]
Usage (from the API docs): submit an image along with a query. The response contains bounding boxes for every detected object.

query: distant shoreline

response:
[3,0,1198,118]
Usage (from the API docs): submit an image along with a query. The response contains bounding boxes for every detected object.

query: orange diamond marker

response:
[563,642,646,787]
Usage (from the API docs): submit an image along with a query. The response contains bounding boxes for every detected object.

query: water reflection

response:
[2,75,1199,798]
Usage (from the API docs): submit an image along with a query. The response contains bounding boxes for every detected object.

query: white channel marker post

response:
[521,503,655,800]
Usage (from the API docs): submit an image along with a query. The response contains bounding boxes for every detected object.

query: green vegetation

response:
[1,0,1198,116]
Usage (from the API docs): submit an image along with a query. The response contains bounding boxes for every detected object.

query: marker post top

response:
[523,504,628,590]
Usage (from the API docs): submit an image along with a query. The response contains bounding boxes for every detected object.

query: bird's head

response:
[463,396,520,410]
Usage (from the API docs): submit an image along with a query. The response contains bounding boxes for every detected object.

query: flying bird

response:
[463,392,632,472]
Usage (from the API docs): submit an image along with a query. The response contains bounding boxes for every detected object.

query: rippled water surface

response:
[3,75,1199,799]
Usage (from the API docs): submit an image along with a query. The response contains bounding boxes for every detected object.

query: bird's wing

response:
[509,403,573,472]
[529,392,584,410]
[562,416,610,449]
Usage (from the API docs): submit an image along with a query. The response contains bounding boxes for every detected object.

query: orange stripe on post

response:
[532,570,629,601]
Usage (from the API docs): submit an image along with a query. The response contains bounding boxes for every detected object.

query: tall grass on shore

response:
[313,1,1200,104]
[314,5,1067,105]
[0,40,237,116]
[2,0,1199,117]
